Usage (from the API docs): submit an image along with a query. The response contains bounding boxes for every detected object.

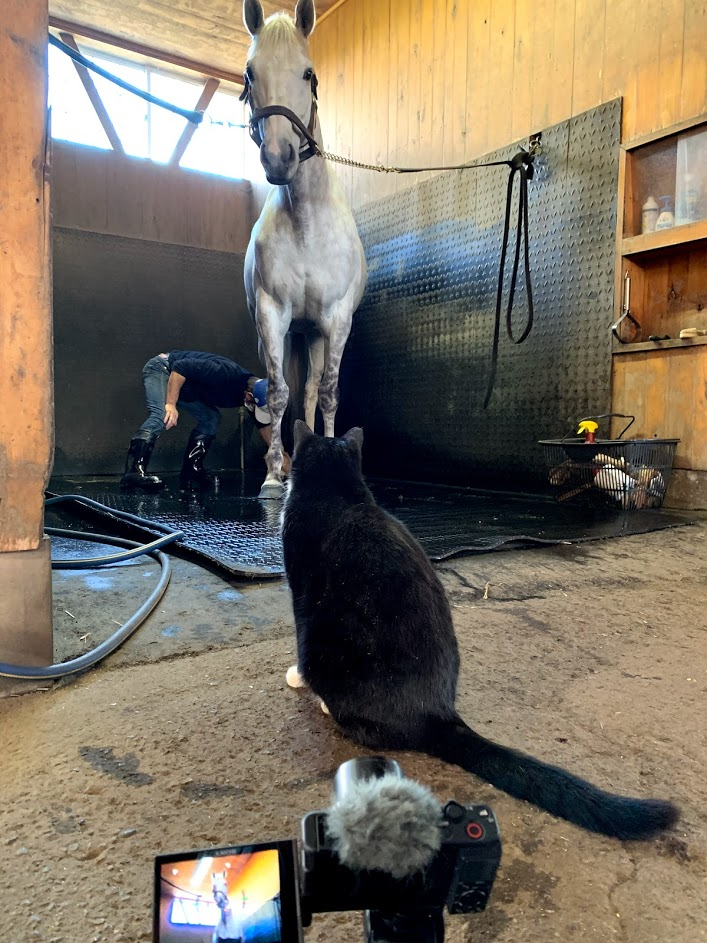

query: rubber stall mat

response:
[47,474,693,580]
[47,473,285,580]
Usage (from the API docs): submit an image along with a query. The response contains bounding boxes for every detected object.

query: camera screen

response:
[154,839,302,943]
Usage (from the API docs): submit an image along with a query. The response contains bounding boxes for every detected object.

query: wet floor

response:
[1,519,705,942]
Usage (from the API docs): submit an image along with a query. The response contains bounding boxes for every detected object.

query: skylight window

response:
[47,40,265,183]
[48,44,111,150]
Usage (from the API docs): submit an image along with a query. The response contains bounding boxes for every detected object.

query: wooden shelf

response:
[622,218,707,256]
[612,335,707,355]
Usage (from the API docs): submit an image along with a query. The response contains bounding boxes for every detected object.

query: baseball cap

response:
[247,378,271,424]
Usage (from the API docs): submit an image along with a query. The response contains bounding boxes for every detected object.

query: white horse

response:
[211,871,244,943]
[242,0,367,498]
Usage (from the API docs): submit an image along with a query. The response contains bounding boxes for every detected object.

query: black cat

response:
[281,421,679,839]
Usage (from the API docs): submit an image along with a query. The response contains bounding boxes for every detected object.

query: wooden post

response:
[170,77,220,167]
[0,0,54,674]
[58,32,125,155]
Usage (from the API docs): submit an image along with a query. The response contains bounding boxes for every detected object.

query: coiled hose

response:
[0,495,184,680]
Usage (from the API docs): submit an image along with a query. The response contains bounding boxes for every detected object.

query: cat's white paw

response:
[286,665,306,689]
[320,700,330,716]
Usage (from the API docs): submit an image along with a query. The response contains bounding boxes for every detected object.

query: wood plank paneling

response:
[681,0,707,120]
[529,0,553,135]
[547,0,575,128]
[658,0,685,130]
[633,0,663,138]
[52,140,262,252]
[394,0,411,190]
[466,0,491,161]
[572,0,606,117]
[416,0,434,183]
[447,0,470,167]
[307,0,706,210]
[49,0,343,78]
[612,347,707,470]
[511,0,534,144]
[602,0,636,138]
[369,0,390,174]
[338,0,355,197]
[486,0,515,153]
[407,0,422,173]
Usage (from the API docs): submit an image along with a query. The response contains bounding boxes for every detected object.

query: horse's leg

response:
[304,334,326,431]
[318,296,356,438]
[256,291,290,498]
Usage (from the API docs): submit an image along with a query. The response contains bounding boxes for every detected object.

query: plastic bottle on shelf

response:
[681,174,700,223]
[641,195,660,233]
[655,196,675,230]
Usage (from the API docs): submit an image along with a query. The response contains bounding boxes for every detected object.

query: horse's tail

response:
[424,717,679,840]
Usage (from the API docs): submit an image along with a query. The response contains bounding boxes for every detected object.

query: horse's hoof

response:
[286,665,306,689]
[258,481,285,500]
[320,700,331,716]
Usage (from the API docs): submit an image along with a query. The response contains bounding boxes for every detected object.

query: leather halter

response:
[239,71,321,162]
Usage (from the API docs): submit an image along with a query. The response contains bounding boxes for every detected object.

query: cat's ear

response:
[343,427,364,451]
[294,419,314,451]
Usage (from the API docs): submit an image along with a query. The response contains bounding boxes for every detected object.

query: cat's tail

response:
[425,717,679,840]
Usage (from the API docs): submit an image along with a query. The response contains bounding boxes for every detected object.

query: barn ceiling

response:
[48,0,342,81]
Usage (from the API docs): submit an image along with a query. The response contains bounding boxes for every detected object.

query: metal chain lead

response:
[320,151,400,172]
[320,135,542,175]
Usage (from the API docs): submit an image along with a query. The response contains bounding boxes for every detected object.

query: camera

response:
[154,757,502,943]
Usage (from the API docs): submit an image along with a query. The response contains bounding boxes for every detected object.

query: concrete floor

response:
[0,519,705,943]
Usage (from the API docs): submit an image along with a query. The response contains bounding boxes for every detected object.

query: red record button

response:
[466,822,484,840]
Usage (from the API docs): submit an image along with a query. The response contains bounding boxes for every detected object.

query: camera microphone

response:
[324,757,443,880]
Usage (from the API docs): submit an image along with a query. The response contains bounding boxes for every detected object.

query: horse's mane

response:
[249,12,308,57]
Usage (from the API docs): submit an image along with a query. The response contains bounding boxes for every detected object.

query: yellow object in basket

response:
[577,420,599,436]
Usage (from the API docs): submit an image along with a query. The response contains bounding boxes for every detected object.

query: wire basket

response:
[539,414,679,510]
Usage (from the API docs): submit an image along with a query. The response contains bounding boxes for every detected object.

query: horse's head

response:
[242,0,319,185]
[211,870,230,910]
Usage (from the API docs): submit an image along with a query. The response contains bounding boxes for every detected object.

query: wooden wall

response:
[50,141,271,476]
[311,0,707,209]
[0,0,54,667]
[0,1,54,552]
[52,140,267,252]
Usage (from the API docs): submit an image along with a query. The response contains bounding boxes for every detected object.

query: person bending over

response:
[120,350,287,491]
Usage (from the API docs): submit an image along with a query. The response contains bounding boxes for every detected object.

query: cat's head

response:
[290,420,364,484]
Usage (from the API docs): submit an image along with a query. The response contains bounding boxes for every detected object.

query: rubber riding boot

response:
[180,431,216,490]
[120,437,163,492]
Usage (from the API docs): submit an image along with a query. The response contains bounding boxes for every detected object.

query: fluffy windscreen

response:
[325,774,443,880]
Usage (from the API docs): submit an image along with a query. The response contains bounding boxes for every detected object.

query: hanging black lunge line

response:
[366,148,537,409]
[484,149,535,408]
[48,34,205,125]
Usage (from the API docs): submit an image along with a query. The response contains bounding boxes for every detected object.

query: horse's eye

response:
[303,68,313,81]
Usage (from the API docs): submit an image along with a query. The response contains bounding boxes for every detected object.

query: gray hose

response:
[0,530,175,680]
[45,493,182,536]
[49,525,182,568]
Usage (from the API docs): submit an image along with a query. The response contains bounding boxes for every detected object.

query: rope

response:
[484,151,535,408]
[49,34,205,125]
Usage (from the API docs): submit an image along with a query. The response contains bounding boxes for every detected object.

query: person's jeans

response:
[134,355,221,441]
